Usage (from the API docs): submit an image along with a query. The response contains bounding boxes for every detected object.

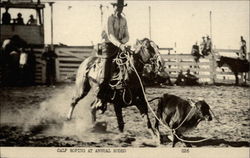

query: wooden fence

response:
[1,46,248,85]
[51,47,250,84]
[33,48,46,84]
[54,46,93,82]
[161,48,249,84]
[161,53,215,83]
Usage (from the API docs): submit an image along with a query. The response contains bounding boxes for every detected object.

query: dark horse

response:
[67,39,162,136]
[217,56,249,85]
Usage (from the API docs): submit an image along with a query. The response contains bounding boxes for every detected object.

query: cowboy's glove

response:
[120,44,128,51]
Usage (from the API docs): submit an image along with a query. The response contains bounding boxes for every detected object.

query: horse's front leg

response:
[143,112,157,137]
[137,105,157,136]
[234,72,239,85]
[114,103,125,132]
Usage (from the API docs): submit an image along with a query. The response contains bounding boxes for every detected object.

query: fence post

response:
[177,55,181,74]
[238,49,244,83]
[210,51,216,84]
[248,52,250,81]
[41,65,46,84]
[55,47,60,82]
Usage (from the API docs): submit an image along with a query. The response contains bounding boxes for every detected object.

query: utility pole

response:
[100,4,103,26]
[209,11,212,45]
[149,6,151,39]
[49,2,54,50]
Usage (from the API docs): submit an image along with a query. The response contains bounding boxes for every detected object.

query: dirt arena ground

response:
[0,84,249,147]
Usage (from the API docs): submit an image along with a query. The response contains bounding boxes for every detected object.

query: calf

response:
[153,93,212,147]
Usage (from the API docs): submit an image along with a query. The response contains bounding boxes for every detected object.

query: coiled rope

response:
[109,51,133,105]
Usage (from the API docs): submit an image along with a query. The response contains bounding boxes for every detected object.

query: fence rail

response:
[54,46,93,82]
[51,46,249,84]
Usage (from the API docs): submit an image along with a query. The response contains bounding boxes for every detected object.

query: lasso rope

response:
[125,48,214,144]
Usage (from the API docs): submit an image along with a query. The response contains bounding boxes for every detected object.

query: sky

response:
[2,0,249,53]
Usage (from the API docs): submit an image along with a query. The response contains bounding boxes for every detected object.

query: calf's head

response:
[195,100,212,121]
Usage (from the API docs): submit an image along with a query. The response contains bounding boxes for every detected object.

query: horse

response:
[217,56,250,85]
[0,35,34,86]
[67,39,163,136]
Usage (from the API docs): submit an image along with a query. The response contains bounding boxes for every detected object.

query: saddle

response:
[88,50,131,90]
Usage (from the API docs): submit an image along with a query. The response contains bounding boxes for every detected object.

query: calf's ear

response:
[194,101,204,109]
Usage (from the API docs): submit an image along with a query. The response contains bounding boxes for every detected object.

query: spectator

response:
[191,42,201,62]
[175,70,186,86]
[14,13,24,25]
[26,14,37,25]
[2,7,11,24]
[42,45,58,86]
[206,36,212,55]
[200,36,207,56]
[185,69,199,85]
[240,36,247,59]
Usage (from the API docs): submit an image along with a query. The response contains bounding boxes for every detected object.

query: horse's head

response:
[133,38,165,74]
[216,56,224,67]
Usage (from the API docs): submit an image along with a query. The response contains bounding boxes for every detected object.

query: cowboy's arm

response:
[107,16,122,47]
[120,19,129,44]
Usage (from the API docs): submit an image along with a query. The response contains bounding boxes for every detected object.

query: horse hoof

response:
[66,117,71,121]
[118,125,124,133]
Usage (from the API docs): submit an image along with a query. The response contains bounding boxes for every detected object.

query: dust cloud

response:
[1,85,96,140]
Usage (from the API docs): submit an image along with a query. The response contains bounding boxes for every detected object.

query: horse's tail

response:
[72,56,94,101]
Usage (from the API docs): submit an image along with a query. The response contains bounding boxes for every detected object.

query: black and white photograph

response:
[0,0,249,157]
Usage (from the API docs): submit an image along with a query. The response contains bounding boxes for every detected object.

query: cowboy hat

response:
[111,0,127,7]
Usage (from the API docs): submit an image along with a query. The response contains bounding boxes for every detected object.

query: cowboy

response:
[240,36,247,59]
[98,0,129,98]
[2,7,11,24]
